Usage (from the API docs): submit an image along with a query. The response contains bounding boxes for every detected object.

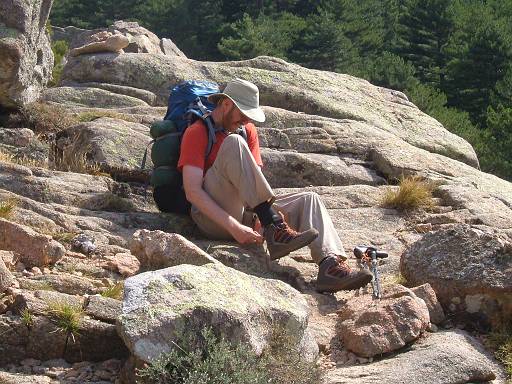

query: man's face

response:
[222,99,251,132]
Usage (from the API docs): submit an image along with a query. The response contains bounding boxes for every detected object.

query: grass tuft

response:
[0,198,17,219]
[47,301,83,339]
[20,308,34,328]
[101,282,124,300]
[52,151,104,176]
[52,231,78,244]
[77,110,138,123]
[381,175,436,211]
[488,324,512,378]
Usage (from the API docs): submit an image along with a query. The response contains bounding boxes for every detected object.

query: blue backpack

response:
[142,80,246,214]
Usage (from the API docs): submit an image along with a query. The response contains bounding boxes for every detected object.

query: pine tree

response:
[393,0,452,89]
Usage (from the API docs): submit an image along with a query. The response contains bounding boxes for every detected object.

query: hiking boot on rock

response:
[316,256,373,293]
[264,222,319,260]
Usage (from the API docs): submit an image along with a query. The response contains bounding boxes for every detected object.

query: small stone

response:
[429,323,439,332]
[15,262,26,272]
[30,267,42,275]
[43,268,51,274]
[451,297,461,305]
[22,270,33,277]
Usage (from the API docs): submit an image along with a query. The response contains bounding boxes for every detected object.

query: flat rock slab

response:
[117,263,318,363]
[322,330,507,384]
[261,149,385,188]
[42,86,149,108]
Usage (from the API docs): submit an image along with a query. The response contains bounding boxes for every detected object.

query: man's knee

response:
[221,133,248,149]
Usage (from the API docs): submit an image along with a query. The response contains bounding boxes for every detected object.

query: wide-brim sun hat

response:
[208,78,266,123]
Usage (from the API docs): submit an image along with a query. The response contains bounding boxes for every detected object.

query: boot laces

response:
[326,256,352,278]
[274,222,299,243]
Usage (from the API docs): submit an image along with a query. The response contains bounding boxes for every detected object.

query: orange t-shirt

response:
[177,120,263,173]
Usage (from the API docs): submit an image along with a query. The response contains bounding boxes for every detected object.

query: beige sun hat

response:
[208,78,266,123]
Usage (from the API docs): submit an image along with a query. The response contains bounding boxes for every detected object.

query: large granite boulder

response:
[401,224,512,326]
[0,0,54,107]
[52,117,151,181]
[61,54,477,167]
[117,263,318,363]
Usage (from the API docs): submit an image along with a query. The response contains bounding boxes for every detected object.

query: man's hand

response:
[229,220,264,245]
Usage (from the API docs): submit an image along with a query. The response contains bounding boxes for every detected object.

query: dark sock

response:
[253,200,283,227]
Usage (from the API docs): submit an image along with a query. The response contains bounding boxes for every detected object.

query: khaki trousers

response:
[191,134,346,264]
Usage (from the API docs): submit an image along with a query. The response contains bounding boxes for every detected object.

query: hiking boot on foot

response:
[264,222,318,260]
[316,256,373,293]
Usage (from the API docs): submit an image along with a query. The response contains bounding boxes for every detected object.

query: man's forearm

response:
[186,188,238,234]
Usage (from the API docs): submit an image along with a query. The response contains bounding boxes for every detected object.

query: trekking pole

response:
[353,246,388,299]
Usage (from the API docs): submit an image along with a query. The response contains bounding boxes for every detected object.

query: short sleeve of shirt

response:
[177,121,208,171]
[246,123,263,167]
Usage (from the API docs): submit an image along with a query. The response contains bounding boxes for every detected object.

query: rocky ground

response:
[1,7,511,384]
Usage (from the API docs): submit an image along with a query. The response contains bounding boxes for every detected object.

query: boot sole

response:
[316,272,373,293]
[269,231,319,260]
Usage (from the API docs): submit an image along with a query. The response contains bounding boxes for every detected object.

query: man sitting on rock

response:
[178,78,372,292]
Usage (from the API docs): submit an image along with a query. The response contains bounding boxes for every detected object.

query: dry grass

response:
[52,231,78,244]
[52,151,107,176]
[76,110,138,123]
[0,198,17,219]
[4,103,79,136]
[0,150,48,168]
[488,324,512,379]
[101,281,124,300]
[381,175,436,211]
[382,272,408,287]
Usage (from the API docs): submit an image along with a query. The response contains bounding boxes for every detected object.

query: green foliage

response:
[363,51,419,91]
[50,40,69,87]
[47,301,83,340]
[485,105,512,179]
[290,10,360,72]
[393,0,452,88]
[137,328,268,384]
[488,323,512,378]
[138,327,322,384]
[20,308,34,328]
[219,13,305,60]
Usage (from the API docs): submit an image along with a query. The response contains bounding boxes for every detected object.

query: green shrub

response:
[49,40,69,87]
[138,327,322,384]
